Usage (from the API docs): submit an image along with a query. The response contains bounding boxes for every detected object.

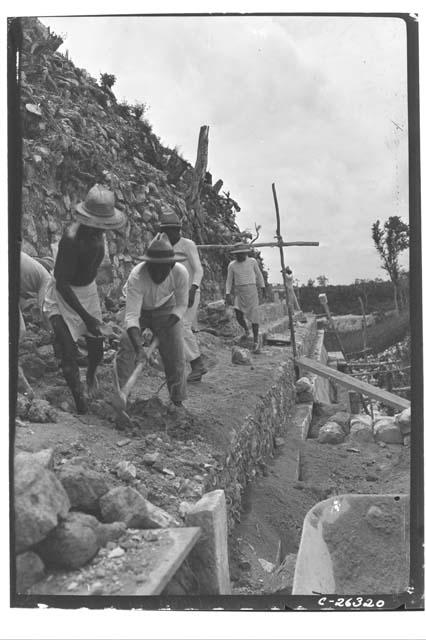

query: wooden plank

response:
[196,241,319,249]
[296,356,410,411]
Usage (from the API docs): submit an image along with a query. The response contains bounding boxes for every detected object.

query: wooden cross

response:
[195,183,319,370]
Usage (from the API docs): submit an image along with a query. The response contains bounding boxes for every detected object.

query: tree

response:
[316,275,329,287]
[372,216,409,313]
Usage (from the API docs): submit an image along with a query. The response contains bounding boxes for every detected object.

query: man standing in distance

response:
[44,184,126,413]
[159,212,207,383]
[225,244,265,353]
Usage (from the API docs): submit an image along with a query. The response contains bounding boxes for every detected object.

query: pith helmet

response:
[74,184,126,230]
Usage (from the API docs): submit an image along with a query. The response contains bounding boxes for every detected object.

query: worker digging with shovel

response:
[44,184,127,414]
[114,233,189,418]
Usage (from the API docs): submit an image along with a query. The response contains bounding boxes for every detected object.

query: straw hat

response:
[74,184,126,230]
[139,233,185,263]
[159,211,182,228]
[230,243,251,254]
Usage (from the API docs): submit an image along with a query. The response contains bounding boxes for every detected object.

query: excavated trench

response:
[231,330,411,596]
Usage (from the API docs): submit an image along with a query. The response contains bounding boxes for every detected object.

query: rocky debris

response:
[14,456,70,553]
[99,486,179,529]
[115,460,137,482]
[142,452,161,466]
[16,551,45,593]
[36,512,102,570]
[295,377,314,403]
[27,398,58,423]
[258,558,275,573]
[58,462,110,514]
[318,421,345,445]
[16,394,31,419]
[16,448,55,470]
[349,414,374,443]
[270,553,297,594]
[373,417,404,445]
[231,346,252,366]
[97,521,127,547]
[395,408,411,436]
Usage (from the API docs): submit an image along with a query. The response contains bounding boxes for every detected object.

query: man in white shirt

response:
[115,233,189,409]
[160,212,207,383]
[225,244,265,353]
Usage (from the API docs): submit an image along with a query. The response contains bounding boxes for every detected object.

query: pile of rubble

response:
[14,446,215,593]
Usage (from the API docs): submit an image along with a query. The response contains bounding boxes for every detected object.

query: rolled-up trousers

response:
[115,300,187,403]
[183,289,201,362]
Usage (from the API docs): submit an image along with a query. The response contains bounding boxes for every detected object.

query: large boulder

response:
[296,377,314,403]
[395,407,411,436]
[374,417,404,445]
[349,414,374,443]
[15,551,45,593]
[16,394,31,419]
[318,421,345,445]
[329,411,351,435]
[58,462,110,514]
[36,512,100,569]
[14,457,70,553]
[99,486,179,529]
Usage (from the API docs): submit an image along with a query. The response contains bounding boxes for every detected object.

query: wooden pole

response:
[358,296,368,361]
[271,183,298,369]
[196,241,319,250]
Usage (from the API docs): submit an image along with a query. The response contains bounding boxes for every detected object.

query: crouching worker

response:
[115,233,189,414]
[44,184,127,413]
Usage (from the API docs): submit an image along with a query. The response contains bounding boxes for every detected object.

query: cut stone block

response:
[186,489,231,594]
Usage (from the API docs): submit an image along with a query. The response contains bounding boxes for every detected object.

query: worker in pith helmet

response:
[114,232,189,415]
[44,184,127,413]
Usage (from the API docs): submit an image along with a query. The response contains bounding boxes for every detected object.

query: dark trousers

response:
[116,305,187,403]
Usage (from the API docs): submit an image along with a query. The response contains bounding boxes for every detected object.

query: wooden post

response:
[271,183,298,371]
[185,125,209,226]
[358,296,368,360]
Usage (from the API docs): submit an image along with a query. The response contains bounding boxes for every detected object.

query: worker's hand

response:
[188,284,198,308]
[85,315,102,337]
[225,294,233,306]
[135,346,148,365]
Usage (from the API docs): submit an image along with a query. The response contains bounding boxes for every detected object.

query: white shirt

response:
[225,257,265,294]
[173,236,203,287]
[124,262,189,330]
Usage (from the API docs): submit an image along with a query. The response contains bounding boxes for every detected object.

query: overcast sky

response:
[40,15,409,285]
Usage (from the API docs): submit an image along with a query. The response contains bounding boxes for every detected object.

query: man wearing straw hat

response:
[159,211,207,383]
[44,184,126,413]
[115,232,189,413]
[225,243,265,353]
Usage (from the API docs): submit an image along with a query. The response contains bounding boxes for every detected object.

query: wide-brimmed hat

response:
[139,232,185,263]
[159,211,182,228]
[74,184,126,230]
[230,243,251,254]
